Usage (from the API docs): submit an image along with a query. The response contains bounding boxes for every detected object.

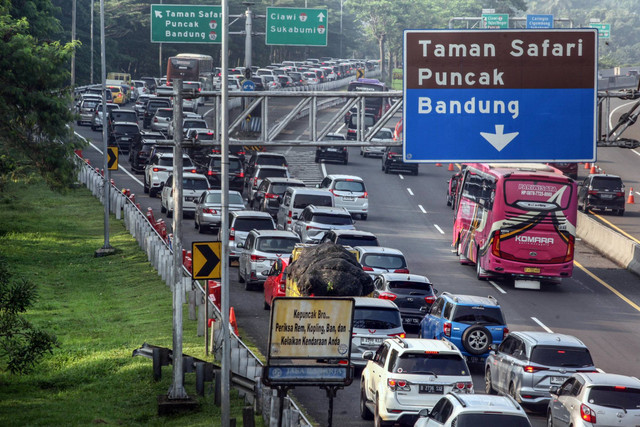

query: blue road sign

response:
[403,29,598,163]
[242,80,256,91]
[527,14,554,29]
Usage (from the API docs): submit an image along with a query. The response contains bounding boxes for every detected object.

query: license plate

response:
[343,196,355,201]
[361,337,383,346]
[419,385,444,394]
[524,267,541,273]
[550,376,566,385]
[601,194,614,199]
[327,148,339,152]
[403,318,419,324]
[465,356,484,364]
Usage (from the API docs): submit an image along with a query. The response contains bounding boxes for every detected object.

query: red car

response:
[263,257,288,310]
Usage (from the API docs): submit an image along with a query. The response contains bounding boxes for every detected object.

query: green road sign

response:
[589,23,610,39]
[482,13,509,29]
[266,7,328,46]
[150,4,222,43]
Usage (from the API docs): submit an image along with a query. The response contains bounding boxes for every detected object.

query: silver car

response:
[547,372,640,427]
[317,174,369,220]
[292,205,355,244]
[194,190,245,234]
[361,127,393,157]
[90,103,120,131]
[484,331,596,408]
[354,246,410,279]
[237,229,300,290]
[150,108,173,132]
[222,211,277,260]
[350,297,404,366]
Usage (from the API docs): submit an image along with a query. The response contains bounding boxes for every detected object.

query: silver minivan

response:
[221,211,276,260]
[318,174,369,220]
[351,297,405,366]
[276,187,334,231]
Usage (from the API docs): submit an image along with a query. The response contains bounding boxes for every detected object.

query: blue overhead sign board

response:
[527,14,554,29]
[403,29,598,163]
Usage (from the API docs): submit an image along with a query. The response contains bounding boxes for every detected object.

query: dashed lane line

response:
[407,188,414,196]
[489,281,507,294]
[418,204,426,214]
[531,317,553,333]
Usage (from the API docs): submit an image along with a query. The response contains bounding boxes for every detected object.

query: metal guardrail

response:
[77,158,312,427]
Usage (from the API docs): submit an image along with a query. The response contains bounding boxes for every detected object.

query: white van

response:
[276,187,334,231]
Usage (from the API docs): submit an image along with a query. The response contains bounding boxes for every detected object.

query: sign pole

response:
[221,0,231,425]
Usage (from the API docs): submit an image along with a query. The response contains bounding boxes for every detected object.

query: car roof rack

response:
[392,336,409,348]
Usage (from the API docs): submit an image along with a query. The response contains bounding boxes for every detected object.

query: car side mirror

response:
[549,385,559,396]
[362,351,374,361]
[418,408,430,418]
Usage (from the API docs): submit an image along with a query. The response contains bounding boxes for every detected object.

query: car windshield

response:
[393,353,468,376]
[587,386,640,410]
[334,180,365,192]
[361,254,406,270]
[256,238,298,253]
[335,236,379,247]
[257,156,288,167]
[455,414,531,427]
[234,218,275,232]
[388,281,432,293]
[183,178,209,191]
[451,306,505,325]
[311,214,353,226]
[353,308,401,329]
[529,346,593,367]
[205,192,243,205]
[293,194,332,209]
[591,177,623,191]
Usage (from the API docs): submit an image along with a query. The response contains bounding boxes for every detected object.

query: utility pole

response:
[90,0,94,84]
[71,0,76,87]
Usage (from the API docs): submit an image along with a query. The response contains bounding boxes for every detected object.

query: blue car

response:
[418,292,508,364]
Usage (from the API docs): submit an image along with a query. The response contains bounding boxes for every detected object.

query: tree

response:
[0,0,85,191]
[0,253,58,374]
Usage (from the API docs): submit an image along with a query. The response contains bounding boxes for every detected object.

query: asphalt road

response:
[74,96,640,427]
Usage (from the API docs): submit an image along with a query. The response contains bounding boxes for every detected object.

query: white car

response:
[414,393,531,427]
[160,172,210,218]
[317,174,369,220]
[360,337,474,426]
[303,72,319,85]
[547,372,640,427]
[144,153,197,198]
[361,127,394,157]
[355,246,409,279]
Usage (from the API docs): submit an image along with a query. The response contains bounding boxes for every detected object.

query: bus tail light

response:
[491,230,501,257]
[443,322,451,337]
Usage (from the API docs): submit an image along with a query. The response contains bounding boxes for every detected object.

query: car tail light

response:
[265,193,278,199]
[588,190,598,196]
[207,170,217,176]
[580,403,596,423]
[278,278,286,292]
[287,210,292,225]
[251,254,266,262]
[152,167,166,172]
[388,332,405,338]
[377,291,396,301]
[202,208,217,214]
[306,225,320,231]
[503,327,509,338]
[523,365,548,373]
[616,191,624,197]
[424,296,436,304]
[238,171,244,178]
[387,379,410,391]
[443,322,451,337]
[394,268,410,274]
[454,382,473,393]
[188,169,197,173]
[362,266,373,271]
[229,228,235,241]
[359,191,368,198]
[153,117,158,122]
[253,177,258,186]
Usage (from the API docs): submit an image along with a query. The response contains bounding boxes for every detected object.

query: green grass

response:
[0,180,261,426]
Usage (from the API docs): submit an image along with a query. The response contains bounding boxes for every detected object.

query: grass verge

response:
[0,180,260,426]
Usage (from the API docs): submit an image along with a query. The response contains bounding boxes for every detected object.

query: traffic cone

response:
[628,188,635,204]
[229,307,239,336]
[584,162,590,169]
[435,163,442,167]
[590,164,596,174]
[448,163,454,171]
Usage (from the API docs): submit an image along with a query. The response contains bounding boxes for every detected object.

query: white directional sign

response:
[403,29,598,163]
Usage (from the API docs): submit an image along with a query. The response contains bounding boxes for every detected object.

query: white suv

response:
[160,172,210,218]
[360,338,473,426]
[414,393,531,427]
[143,153,197,198]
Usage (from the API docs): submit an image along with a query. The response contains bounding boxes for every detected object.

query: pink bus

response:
[453,163,577,287]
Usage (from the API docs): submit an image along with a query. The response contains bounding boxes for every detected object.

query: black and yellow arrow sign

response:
[192,241,221,280]
[356,68,365,79]
[107,146,118,170]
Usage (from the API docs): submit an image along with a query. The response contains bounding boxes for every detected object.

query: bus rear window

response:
[504,179,572,210]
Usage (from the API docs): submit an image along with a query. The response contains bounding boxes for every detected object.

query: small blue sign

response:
[242,80,256,91]
[527,14,554,29]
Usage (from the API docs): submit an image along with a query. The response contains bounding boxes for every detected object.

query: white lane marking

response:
[633,149,640,157]
[434,224,444,234]
[203,108,215,117]
[489,280,507,294]
[321,162,327,178]
[336,123,346,132]
[531,317,553,333]
[609,101,638,130]
[407,188,414,196]
[398,174,404,180]
[78,131,143,187]
[418,204,426,213]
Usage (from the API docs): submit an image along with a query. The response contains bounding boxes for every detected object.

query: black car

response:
[346,112,375,140]
[251,177,306,216]
[143,98,172,129]
[315,133,348,164]
[372,273,437,328]
[244,152,288,179]
[382,145,418,176]
[206,154,245,192]
[108,109,138,132]
[108,122,141,154]
[129,139,158,173]
[249,76,266,91]
[578,174,625,215]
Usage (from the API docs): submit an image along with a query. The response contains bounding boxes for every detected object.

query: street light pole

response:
[340,0,344,58]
